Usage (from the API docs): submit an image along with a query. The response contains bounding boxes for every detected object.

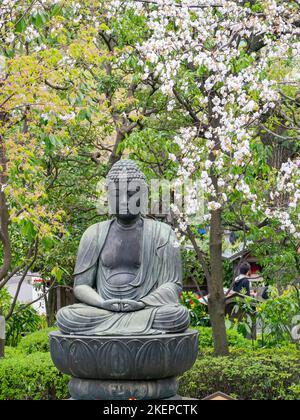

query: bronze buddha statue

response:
[57,160,190,336]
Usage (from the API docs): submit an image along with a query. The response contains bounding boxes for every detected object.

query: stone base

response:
[69,377,178,400]
[49,330,199,401]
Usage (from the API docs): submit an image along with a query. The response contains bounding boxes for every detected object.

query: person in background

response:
[233,262,251,296]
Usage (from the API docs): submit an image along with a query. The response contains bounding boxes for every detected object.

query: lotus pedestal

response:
[49,330,198,400]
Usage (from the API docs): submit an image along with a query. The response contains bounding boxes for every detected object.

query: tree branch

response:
[0,132,11,282]
[260,124,300,141]
[9,282,57,318]
[44,80,71,91]
[5,239,39,321]
[185,225,211,282]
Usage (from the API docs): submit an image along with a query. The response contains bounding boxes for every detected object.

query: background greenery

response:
[1,327,299,400]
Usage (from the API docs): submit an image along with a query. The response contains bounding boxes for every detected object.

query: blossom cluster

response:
[30,0,61,17]
[267,159,300,237]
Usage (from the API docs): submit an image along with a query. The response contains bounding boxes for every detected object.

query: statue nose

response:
[118,199,129,212]
[119,197,128,205]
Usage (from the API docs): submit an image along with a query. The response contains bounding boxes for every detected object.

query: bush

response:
[181,293,209,327]
[0,288,11,313]
[3,327,299,401]
[18,328,56,355]
[182,249,206,287]
[0,351,69,400]
[233,287,300,348]
[195,327,252,350]
[6,306,43,347]
[179,348,300,400]
[0,287,43,347]
[1,346,21,359]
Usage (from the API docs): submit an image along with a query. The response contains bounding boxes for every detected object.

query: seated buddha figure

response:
[57,160,190,336]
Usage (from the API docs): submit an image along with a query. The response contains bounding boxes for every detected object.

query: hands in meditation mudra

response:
[57,160,190,336]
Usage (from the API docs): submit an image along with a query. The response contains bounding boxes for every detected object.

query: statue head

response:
[106,160,148,222]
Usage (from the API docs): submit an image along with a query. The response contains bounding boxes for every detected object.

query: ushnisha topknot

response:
[107,159,147,183]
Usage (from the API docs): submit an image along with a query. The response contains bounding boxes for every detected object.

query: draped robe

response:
[57,219,190,336]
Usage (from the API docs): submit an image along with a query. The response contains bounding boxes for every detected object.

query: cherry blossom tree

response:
[111,0,300,355]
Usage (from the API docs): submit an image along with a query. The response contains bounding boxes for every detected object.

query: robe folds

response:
[57,218,190,336]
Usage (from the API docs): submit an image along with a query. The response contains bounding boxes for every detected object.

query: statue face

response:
[108,181,147,221]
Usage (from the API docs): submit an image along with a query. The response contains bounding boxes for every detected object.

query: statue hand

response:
[101,299,145,312]
[120,300,145,312]
[101,299,123,312]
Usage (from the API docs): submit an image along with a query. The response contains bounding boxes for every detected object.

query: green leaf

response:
[34,13,47,28]
[225,319,232,330]
[20,219,37,241]
[51,266,63,282]
[15,19,27,33]
[78,109,92,122]
[41,235,56,250]
[44,134,63,150]
[99,23,110,31]
[51,4,62,17]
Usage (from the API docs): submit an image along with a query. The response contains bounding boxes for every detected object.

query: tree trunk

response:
[0,309,5,358]
[108,130,125,168]
[208,209,229,356]
[0,129,12,284]
[45,282,57,327]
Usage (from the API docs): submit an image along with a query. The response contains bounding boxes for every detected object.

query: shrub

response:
[1,346,21,359]
[0,288,11,313]
[6,306,42,347]
[0,287,43,347]
[195,326,252,350]
[234,287,300,348]
[289,384,300,399]
[179,348,300,400]
[182,249,206,288]
[181,293,209,327]
[18,328,56,355]
[0,352,69,400]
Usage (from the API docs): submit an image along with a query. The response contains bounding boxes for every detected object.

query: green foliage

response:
[5,306,42,347]
[181,292,209,327]
[1,346,21,359]
[0,352,69,400]
[0,289,11,314]
[290,384,300,399]
[258,287,300,347]
[195,327,252,350]
[255,238,300,286]
[179,348,300,400]
[182,249,206,287]
[223,259,234,288]
[1,327,299,400]
[0,288,43,347]
[18,328,56,355]
[126,128,179,181]
[234,287,300,347]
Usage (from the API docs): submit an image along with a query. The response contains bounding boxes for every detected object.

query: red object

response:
[250,263,261,274]
[33,278,45,284]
